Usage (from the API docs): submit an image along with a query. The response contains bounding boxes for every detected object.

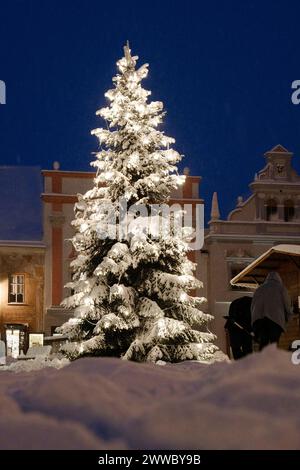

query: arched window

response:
[266,199,278,221]
[284,199,295,222]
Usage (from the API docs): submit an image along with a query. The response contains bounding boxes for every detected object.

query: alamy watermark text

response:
[0,80,6,104]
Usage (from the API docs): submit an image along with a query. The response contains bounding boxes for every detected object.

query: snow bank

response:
[0,345,299,449]
[0,356,70,373]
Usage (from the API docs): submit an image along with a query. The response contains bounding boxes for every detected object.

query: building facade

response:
[42,167,204,335]
[0,167,44,356]
[0,245,45,357]
[2,146,299,356]
[199,145,300,353]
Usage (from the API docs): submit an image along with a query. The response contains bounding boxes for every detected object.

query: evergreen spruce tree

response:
[58,43,218,362]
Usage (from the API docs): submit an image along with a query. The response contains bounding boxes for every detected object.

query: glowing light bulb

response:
[105,171,114,180]
[180,292,188,302]
[136,103,145,114]
[132,123,141,132]
[142,136,150,145]
[81,223,88,232]
[84,297,92,306]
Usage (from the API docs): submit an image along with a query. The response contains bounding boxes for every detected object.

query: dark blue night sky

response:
[1,0,300,222]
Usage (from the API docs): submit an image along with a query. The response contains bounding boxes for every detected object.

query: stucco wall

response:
[0,246,45,336]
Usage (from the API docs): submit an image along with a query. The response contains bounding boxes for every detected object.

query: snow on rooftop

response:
[0,166,43,241]
[0,345,299,449]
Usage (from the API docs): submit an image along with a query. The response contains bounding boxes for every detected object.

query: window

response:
[8,274,25,303]
[284,200,295,222]
[266,199,278,221]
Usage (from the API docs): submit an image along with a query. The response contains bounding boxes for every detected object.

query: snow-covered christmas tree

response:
[58,42,218,362]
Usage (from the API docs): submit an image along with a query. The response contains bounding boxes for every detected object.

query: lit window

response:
[8,274,25,303]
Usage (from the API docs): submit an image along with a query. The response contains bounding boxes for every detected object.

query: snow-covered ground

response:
[0,345,299,449]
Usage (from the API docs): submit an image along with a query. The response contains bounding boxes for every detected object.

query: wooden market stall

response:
[230,244,300,350]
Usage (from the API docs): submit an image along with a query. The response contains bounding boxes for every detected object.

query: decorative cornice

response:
[42,170,95,179]
[42,193,204,205]
[42,194,77,204]
[264,144,292,157]
[0,240,45,248]
[205,233,300,244]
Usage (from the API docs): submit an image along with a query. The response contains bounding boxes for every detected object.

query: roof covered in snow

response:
[0,166,43,241]
[230,244,300,288]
